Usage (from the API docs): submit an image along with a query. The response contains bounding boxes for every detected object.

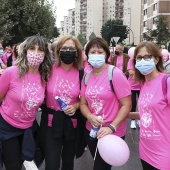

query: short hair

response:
[133,41,164,82]
[85,37,110,63]
[55,35,83,70]
[15,35,53,83]
[116,44,124,51]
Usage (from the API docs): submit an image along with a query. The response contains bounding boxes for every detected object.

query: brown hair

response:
[133,41,164,82]
[85,37,110,63]
[55,35,83,70]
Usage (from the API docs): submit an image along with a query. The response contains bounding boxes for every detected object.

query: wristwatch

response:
[108,124,116,133]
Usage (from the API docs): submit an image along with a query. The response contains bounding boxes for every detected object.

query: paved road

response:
[2,112,142,170]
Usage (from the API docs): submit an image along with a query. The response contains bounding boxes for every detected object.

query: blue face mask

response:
[135,59,155,75]
[88,54,105,68]
[0,49,3,56]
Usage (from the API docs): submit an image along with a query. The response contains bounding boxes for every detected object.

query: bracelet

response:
[108,124,116,133]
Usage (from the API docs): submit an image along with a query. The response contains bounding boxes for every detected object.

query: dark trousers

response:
[45,127,76,170]
[141,159,159,170]
[131,90,140,120]
[86,129,125,170]
[2,135,24,170]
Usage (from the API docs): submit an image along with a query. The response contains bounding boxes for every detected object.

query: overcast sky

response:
[54,0,75,28]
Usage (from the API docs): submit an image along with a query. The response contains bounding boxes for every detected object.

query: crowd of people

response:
[0,35,170,170]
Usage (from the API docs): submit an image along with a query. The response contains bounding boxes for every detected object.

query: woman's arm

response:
[127,112,140,119]
[110,95,132,128]
[0,93,5,103]
[97,95,132,139]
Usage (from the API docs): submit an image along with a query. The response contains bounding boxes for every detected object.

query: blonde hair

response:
[55,35,83,70]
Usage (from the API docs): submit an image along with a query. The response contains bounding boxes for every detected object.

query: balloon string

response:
[94,114,104,160]
[126,130,139,144]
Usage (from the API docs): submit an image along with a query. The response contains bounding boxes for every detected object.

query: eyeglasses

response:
[60,46,77,52]
[136,54,153,62]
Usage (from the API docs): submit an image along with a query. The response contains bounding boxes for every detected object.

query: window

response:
[144,21,147,27]
[144,9,147,15]
[153,3,157,11]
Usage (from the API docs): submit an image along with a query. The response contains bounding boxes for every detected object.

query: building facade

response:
[141,0,170,42]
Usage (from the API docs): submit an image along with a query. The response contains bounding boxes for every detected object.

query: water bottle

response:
[55,96,67,110]
[89,116,102,140]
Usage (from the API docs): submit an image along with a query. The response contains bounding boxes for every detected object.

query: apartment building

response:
[58,0,142,45]
[141,0,170,41]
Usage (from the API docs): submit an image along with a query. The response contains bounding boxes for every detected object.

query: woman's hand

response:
[0,69,4,75]
[88,114,104,127]
[63,105,77,116]
[97,127,113,139]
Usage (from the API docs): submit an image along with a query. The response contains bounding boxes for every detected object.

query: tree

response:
[143,16,170,45]
[0,0,59,46]
[77,34,87,47]
[89,32,96,40]
[100,19,129,46]
[52,26,60,38]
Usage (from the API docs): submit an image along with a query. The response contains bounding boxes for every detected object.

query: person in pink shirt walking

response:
[127,47,141,129]
[0,35,53,170]
[80,37,132,170]
[110,44,130,78]
[128,42,170,170]
[40,35,85,170]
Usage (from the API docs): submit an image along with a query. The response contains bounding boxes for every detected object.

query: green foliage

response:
[89,32,96,40]
[70,31,75,36]
[143,16,170,45]
[100,19,129,46]
[0,0,59,46]
[77,34,87,47]
[52,26,60,38]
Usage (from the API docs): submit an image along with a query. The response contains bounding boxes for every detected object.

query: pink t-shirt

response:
[0,66,45,129]
[127,58,141,90]
[46,65,80,128]
[80,64,131,137]
[138,73,170,169]
[116,56,123,71]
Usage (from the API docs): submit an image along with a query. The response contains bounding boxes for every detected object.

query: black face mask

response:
[115,51,120,55]
[60,51,77,64]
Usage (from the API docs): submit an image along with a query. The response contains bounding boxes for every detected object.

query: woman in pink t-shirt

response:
[129,42,170,170]
[0,35,53,170]
[40,35,84,170]
[80,37,132,170]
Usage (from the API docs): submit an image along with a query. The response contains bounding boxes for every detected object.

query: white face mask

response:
[27,52,44,68]
[110,49,113,52]
[88,54,105,68]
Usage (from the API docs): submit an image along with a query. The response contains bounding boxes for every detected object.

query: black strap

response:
[79,68,84,89]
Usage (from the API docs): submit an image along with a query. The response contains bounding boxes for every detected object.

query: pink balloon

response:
[161,49,169,62]
[128,47,135,58]
[98,134,130,166]
[161,49,169,56]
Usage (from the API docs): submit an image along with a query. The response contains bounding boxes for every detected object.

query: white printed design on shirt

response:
[14,82,41,118]
[87,85,104,115]
[139,93,161,140]
[53,78,75,106]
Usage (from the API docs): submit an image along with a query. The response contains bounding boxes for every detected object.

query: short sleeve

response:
[127,58,134,70]
[0,67,12,95]
[167,76,170,105]
[112,67,131,99]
